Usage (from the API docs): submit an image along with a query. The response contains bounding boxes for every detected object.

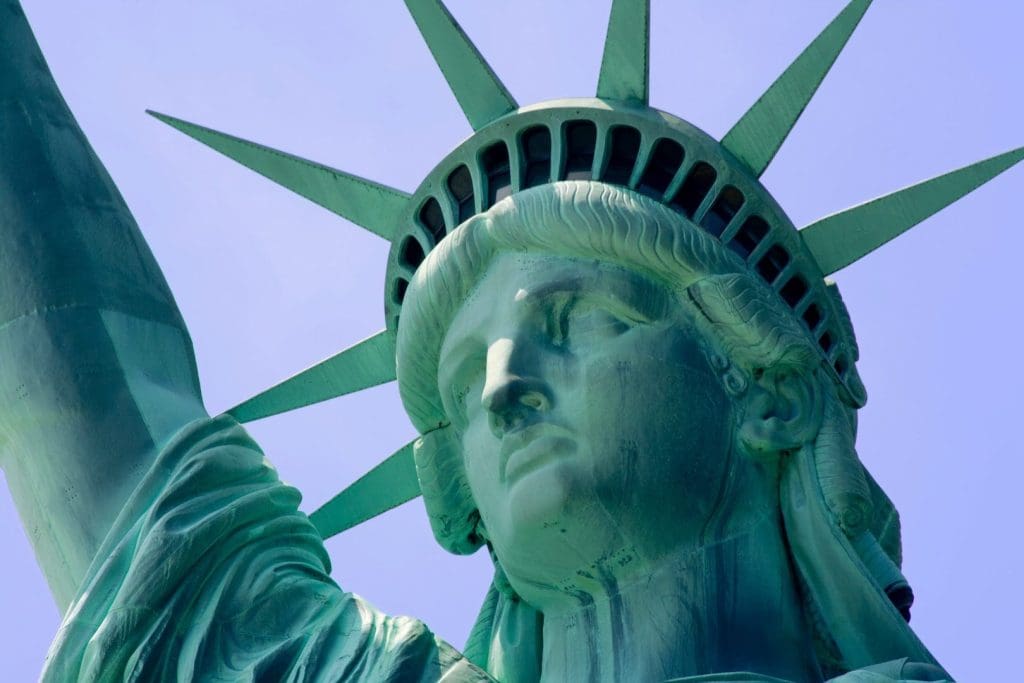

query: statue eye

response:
[547,294,639,350]
[547,294,576,348]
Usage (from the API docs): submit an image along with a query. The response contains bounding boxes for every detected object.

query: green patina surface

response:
[1,0,1019,680]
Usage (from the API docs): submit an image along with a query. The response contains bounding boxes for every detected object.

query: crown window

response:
[756,244,790,284]
[802,303,822,331]
[671,161,717,217]
[728,215,770,259]
[394,278,409,305]
[638,137,684,199]
[564,120,597,180]
[602,125,641,186]
[481,141,512,208]
[701,185,744,238]
[418,196,446,245]
[819,330,834,353]
[521,125,552,189]
[399,236,426,270]
[447,165,475,224]
[780,274,808,307]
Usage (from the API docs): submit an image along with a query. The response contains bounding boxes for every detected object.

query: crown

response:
[148,0,1022,541]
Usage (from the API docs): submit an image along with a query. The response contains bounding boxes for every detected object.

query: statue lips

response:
[500,420,577,484]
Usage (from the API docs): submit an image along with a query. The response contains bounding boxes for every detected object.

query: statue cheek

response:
[571,364,636,447]
[579,332,735,538]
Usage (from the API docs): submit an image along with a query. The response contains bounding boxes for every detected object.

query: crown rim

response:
[384,98,866,409]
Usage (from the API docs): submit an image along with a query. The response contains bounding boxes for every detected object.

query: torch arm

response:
[0,1,206,611]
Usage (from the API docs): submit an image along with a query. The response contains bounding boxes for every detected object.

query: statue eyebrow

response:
[437,264,672,385]
[521,268,670,322]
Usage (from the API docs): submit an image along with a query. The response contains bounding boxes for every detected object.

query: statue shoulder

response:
[39,415,491,682]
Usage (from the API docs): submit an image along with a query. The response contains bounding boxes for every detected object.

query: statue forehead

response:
[440,250,677,356]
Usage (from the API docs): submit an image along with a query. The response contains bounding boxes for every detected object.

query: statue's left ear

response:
[738,366,824,458]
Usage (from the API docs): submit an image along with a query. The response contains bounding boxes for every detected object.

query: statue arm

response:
[0,9,488,681]
[0,0,206,610]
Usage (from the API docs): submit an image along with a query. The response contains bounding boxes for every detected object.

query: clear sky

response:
[2,2,1022,680]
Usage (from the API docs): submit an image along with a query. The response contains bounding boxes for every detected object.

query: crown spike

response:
[226,330,396,423]
[148,111,407,240]
[596,0,650,105]
[310,440,420,539]
[801,147,1024,275]
[721,0,872,177]
[404,0,518,130]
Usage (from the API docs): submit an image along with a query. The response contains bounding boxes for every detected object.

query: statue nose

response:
[481,338,552,436]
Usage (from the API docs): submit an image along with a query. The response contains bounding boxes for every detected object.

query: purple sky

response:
[2,2,1022,680]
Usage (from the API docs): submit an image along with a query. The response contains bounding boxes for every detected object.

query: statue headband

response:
[148,0,1022,540]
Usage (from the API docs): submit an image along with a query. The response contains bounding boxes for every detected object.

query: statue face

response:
[439,251,737,599]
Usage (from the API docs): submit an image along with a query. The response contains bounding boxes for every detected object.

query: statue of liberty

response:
[1,0,1020,680]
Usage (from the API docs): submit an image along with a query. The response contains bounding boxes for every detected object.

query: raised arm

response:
[0,9,488,681]
[0,1,206,610]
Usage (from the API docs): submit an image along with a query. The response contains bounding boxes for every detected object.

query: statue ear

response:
[738,367,823,458]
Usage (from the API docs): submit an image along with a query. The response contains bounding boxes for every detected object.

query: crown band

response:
[386,99,865,407]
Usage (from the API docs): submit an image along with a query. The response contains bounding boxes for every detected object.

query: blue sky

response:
[2,2,1022,679]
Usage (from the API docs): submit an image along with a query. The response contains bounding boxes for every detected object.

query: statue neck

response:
[537,511,821,683]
